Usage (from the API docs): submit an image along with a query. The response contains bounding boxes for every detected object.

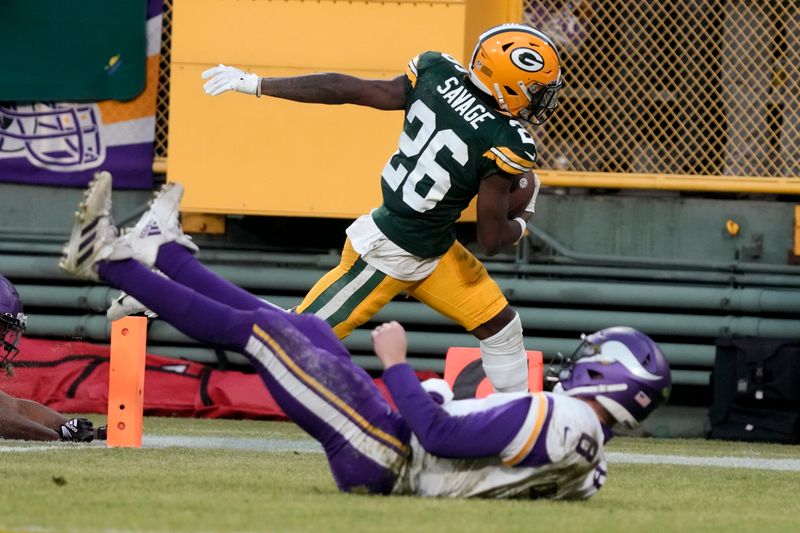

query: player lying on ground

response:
[199,23,565,394]
[0,275,100,442]
[59,173,672,499]
[0,390,97,442]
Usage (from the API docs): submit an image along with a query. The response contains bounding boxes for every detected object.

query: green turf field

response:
[1,416,798,532]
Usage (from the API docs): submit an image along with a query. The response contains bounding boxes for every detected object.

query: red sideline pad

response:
[0,338,438,418]
[0,338,285,419]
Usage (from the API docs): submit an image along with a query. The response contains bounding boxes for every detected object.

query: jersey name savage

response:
[435,77,496,130]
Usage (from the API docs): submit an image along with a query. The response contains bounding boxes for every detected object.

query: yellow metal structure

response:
[538,170,800,195]
[795,205,800,257]
[182,213,226,235]
[157,0,799,215]
[168,0,520,218]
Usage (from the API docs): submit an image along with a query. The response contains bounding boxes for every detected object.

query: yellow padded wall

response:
[168,0,519,218]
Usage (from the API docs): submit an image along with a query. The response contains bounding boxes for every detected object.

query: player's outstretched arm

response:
[373,323,530,458]
[0,391,59,440]
[381,363,531,458]
[0,410,60,440]
[0,391,96,442]
[476,174,534,256]
[261,73,406,110]
[202,64,406,110]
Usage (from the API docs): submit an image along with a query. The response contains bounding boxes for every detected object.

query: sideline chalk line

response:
[2,435,799,471]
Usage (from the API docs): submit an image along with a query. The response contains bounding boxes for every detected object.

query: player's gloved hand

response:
[201,65,260,96]
[59,418,95,442]
[421,378,454,405]
[524,172,541,214]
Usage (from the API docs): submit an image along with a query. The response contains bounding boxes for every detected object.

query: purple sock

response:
[98,259,252,351]
[154,242,265,311]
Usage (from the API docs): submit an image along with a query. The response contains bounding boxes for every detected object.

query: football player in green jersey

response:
[202,24,563,392]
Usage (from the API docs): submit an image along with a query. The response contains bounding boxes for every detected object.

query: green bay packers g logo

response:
[510,47,545,72]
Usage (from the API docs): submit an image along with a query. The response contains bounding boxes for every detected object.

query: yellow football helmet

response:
[469,24,563,125]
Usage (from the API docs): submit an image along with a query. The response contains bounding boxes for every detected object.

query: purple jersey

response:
[384,365,607,499]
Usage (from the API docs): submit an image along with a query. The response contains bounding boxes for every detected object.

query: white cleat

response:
[106,291,158,321]
[59,171,131,281]
[121,182,199,268]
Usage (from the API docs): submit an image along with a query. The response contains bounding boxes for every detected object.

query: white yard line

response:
[0,443,65,452]
[3,436,799,472]
[143,434,324,452]
[607,452,800,472]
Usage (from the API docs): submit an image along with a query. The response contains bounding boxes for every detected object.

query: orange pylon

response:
[107,316,147,448]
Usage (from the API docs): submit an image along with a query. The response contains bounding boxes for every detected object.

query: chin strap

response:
[492,82,510,113]
[596,396,638,428]
[555,383,638,428]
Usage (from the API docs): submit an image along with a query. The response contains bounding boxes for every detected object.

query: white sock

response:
[479,312,528,392]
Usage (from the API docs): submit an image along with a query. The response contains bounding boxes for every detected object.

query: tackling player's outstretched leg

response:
[59,176,409,493]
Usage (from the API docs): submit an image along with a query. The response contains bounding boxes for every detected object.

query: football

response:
[508,172,536,217]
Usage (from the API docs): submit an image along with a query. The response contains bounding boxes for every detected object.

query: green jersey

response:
[371,51,538,258]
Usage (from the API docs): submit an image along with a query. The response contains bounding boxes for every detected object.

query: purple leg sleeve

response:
[98,258,409,494]
[155,242,265,311]
[243,307,411,493]
[98,259,253,351]
[154,243,352,361]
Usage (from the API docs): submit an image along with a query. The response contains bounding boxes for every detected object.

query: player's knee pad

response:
[479,312,528,393]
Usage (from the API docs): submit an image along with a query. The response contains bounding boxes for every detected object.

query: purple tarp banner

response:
[0,0,163,189]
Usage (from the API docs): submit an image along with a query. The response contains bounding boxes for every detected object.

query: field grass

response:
[1,416,799,533]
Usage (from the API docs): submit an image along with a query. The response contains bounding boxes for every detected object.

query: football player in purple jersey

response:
[59,173,671,498]
[0,274,100,442]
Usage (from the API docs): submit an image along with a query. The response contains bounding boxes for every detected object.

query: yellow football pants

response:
[295,238,509,338]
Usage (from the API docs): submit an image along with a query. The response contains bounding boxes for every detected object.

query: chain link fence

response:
[154,0,172,164]
[525,0,799,178]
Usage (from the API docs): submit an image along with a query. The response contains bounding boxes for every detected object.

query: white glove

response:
[201,64,260,96]
[524,172,541,213]
[421,378,454,405]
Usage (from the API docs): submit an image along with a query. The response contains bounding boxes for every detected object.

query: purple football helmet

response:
[0,275,26,371]
[550,327,672,428]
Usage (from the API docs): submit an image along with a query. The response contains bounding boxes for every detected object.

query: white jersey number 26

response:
[381,99,469,213]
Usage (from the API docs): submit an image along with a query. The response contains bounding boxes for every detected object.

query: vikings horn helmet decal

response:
[549,327,672,428]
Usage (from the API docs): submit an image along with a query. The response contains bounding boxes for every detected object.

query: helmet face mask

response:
[547,327,672,428]
[519,81,562,125]
[1,314,24,366]
[0,275,26,373]
[469,24,564,125]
